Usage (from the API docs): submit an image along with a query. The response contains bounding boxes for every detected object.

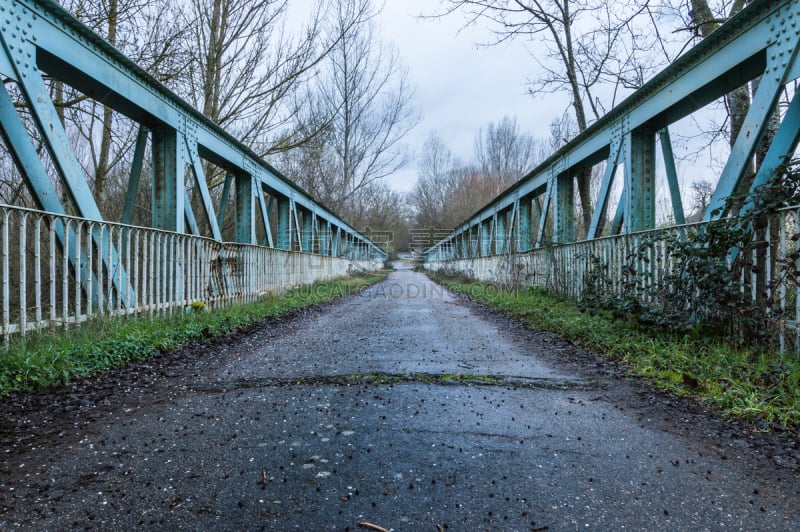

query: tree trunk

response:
[558,1,593,234]
[95,0,118,216]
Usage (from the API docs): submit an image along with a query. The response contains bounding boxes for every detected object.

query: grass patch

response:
[0,273,387,396]
[434,274,800,430]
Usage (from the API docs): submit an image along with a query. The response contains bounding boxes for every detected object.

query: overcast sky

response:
[375,1,571,193]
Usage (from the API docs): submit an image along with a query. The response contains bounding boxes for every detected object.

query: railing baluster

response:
[133,230,140,312]
[98,225,105,314]
[49,216,56,326]
[109,226,116,315]
[34,216,41,327]
[86,223,93,318]
[19,212,27,335]
[155,233,162,314]
[795,209,800,357]
[2,210,9,340]
[62,220,70,329]
[116,225,123,316]
[147,231,154,315]
[74,222,81,325]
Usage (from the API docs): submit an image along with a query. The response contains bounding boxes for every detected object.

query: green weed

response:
[435,274,800,430]
[0,274,385,395]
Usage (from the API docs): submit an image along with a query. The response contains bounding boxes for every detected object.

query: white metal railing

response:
[0,204,380,339]
[426,207,800,352]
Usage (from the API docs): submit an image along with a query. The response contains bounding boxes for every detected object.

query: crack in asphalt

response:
[188,372,606,393]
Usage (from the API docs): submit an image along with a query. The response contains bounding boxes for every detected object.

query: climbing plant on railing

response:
[580,162,800,350]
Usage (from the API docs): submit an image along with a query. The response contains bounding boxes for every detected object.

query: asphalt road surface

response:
[1,263,799,530]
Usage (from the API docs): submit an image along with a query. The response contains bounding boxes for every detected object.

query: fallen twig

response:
[357,522,390,532]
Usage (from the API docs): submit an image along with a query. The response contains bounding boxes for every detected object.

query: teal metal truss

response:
[0,0,386,299]
[425,0,800,262]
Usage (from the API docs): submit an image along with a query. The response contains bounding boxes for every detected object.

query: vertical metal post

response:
[625,126,656,233]
[518,199,533,252]
[331,226,340,256]
[479,220,491,257]
[495,212,507,254]
[277,197,291,250]
[302,210,314,253]
[235,173,254,243]
[151,125,183,233]
[319,222,330,255]
[555,174,575,243]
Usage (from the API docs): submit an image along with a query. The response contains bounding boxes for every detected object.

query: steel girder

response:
[426,0,800,262]
[0,1,386,280]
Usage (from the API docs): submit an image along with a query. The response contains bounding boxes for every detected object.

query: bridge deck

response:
[1,264,798,528]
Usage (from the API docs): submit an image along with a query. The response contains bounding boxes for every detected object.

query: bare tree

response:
[51,0,188,217]
[314,0,417,213]
[409,133,464,228]
[436,0,656,230]
[474,116,538,192]
[411,120,552,230]
[688,179,714,221]
[184,0,337,160]
[682,0,779,200]
[278,0,416,246]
